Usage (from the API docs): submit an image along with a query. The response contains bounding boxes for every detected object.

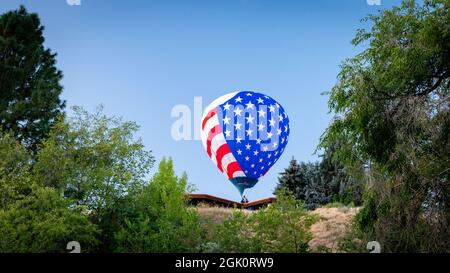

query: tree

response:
[277,158,333,209]
[276,154,363,210]
[320,0,449,252]
[115,158,202,253]
[318,141,364,206]
[0,186,98,253]
[276,158,308,201]
[0,6,65,152]
[0,131,32,209]
[33,106,155,251]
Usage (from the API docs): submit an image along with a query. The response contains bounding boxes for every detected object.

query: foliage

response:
[33,106,155,251]
[0,131,32,209]
[115,158,202,253]
[321,0,449,252]
[276,155,363,210]
[0,186,98,253]
[355,191,378,233]
[213,189,317,253]
[0,6,65,152]
[337,224,367,253]
[276,158,309,201]
[213,209,253,252]
[318,140,365,206]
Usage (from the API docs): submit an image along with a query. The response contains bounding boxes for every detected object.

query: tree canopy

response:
[320,0,449,252]
[115,158,202,253]
[276,153,363,210]
[0,6,65,152]
[0,186,98,253]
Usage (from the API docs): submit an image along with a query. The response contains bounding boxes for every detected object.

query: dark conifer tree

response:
[276,157,308,201]
[0,6,65,151]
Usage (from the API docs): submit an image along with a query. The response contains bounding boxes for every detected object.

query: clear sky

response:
[1,0,402,201]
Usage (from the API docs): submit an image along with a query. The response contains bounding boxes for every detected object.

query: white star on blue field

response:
[217,91,290,179]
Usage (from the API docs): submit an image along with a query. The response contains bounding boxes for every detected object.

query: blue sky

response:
[1,0,402,201]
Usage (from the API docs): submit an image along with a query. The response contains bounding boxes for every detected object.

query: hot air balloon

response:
[201,91,290,197]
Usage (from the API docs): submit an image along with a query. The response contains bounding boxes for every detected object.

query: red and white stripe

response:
[201,93,246,180]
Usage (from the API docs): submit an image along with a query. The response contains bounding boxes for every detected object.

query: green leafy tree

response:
[0,131,32,209]
[213,210,253,253]
[0,6,65,151]
[0,186,98,253]
[115,158,202,253]
[320,0,449,252]
[33,106,155,251]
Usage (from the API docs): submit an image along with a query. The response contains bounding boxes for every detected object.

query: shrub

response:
[114,158,202,252]
[212,189,317,253]
[0,186,98,253]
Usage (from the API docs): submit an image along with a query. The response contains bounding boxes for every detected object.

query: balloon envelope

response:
[201,91,290,196]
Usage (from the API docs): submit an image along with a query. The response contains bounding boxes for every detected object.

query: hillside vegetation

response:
[197,204,360,253]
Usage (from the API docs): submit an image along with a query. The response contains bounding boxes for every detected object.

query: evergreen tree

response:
[276,158,307,201]
[276,153,362,209]
[318,141,364,205]
[0,6,65,151]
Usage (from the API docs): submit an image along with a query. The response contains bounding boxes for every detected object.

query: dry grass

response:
[195,204,250,224]
[308,207,360,252]
[195,203,360,253]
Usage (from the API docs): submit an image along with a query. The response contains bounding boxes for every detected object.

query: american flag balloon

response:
[201,91,290,196]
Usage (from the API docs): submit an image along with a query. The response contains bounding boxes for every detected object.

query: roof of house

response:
[188,193,276,209]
